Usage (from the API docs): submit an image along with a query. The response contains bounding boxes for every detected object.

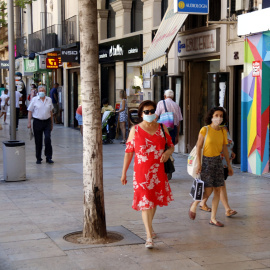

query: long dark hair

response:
[205,107,228,125]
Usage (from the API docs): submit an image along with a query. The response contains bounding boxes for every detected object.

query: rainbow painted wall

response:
[241,32,270,175]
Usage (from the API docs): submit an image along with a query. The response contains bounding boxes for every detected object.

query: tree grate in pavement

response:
[46,226,145,251]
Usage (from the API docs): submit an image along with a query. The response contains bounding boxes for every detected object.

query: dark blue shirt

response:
[50,88,58,104]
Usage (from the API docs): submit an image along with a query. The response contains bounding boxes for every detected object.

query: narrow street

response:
[0,118,270,270]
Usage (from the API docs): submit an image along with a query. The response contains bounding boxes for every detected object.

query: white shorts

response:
[1,105,6,112]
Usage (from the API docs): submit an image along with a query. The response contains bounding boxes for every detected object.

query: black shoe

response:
[36,160,42,164]
[46,159,54,164]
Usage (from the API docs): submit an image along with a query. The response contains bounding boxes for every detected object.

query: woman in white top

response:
[0,89,9,124]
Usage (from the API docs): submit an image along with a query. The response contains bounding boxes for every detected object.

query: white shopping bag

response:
[189,178,204,201]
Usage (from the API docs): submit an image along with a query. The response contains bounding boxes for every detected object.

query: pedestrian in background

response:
[75,105,83,136]
[155,89,183,145]
[28,84,37,102]
[0,89,9,124]
[200,125,238,217]
[189,107,233,227]
[50,83,59,124]
[121,100,174,249]
[116,90,128,144]
[27,85,54,164]
[15,87,22,130]
[101,98,114,115]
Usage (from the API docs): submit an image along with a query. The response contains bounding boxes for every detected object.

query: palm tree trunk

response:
[79,0,107,240]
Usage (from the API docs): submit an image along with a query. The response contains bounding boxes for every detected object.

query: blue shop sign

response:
[174,0,209,14]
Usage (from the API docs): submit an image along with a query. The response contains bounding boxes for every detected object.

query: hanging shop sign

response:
[46,57,59,69]
[99,35,142,63]
[47,52,58,57]
[178,29,218,57]
[174,0,209,14]
[58,56,62,66]
[24,58,38,73]
[61,48,80,63]
[0,60,9,69]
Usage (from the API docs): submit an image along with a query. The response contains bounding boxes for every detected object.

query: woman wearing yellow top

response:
[189,107,233,227]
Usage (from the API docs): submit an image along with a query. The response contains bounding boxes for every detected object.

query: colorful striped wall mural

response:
[241,32,270,175]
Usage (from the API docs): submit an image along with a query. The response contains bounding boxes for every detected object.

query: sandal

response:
[145,238,154,249]
[145,230,156,239]
[189,202,196,220]
[199,204,212,212]
[226,209,237,217]
[209,220,224,227]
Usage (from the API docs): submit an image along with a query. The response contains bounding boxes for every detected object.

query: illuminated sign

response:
[46,57,59,69]
[47,52,58,57]
[58,56,62,65]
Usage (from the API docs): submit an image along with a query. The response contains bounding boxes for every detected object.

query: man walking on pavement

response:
[49,83,59,124]
[27,85,54,164]
[155,89,183,145]
[15,87,23,130]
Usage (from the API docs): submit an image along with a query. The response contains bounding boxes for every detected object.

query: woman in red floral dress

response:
[121,100,174,249]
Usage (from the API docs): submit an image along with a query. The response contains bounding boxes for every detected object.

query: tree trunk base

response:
[64,231,123,245]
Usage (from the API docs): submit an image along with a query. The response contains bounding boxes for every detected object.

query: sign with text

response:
[46,57,59,69]
[24,58,38,73]
[99,35,142,63]
[61,48,80,63]
[178,30,217,57]
[174,0,209,14]
[252,61,261,77]
[0,60,9,69]
[47,52,58,57]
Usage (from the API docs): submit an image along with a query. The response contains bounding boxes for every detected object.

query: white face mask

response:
[143,114,156,123]
[212,117,223,126]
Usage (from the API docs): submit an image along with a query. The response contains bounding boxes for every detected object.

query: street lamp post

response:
[7,0,16,140]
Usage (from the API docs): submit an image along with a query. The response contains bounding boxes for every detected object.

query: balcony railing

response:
[16,36,25,56]
[62,16,78,46]
[28,24,62,53]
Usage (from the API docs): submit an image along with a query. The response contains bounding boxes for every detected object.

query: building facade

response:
[1,0,269,175]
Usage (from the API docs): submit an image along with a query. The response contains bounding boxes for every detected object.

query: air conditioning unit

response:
[235,0,250,11]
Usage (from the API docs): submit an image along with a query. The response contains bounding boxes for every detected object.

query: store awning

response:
[142,0,188,73]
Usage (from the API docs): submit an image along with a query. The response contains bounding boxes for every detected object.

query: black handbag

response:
[160,124,175,174]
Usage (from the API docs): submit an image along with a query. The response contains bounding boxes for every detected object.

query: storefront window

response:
[126,62,143,107]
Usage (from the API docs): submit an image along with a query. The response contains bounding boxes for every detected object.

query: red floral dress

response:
[125,124,174,211]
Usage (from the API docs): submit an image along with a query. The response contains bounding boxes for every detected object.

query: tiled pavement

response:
[0,117,270,270]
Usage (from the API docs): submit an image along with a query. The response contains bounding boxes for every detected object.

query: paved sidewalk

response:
[0,118,270,270]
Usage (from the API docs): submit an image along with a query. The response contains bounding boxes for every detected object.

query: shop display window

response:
[126,63,143,107]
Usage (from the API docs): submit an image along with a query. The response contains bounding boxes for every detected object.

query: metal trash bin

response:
[2,140,26,181]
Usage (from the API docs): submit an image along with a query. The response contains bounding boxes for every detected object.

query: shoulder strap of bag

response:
[160,124,168,148]
[201,126,208,160]
[163,100,168,113]
[202,126,208,149]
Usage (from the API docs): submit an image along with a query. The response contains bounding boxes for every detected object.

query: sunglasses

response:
[143,109,155,115]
